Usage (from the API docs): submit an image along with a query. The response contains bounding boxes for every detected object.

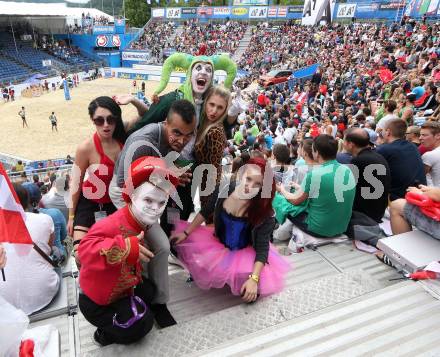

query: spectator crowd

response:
[1,16,440,351]
[175,20,247,56]
[130,22,176,63]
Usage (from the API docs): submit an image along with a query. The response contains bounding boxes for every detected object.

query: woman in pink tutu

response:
[170,157,290,303]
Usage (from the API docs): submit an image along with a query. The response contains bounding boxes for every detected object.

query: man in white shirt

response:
[420,121,440,186]
[376,100,398,132]
[1,183,59,315]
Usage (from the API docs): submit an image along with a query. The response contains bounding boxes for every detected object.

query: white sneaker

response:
[288,226,305,253]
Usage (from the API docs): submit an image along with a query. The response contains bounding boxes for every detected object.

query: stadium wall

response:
[111,65,227,85]
[54,33,136,67]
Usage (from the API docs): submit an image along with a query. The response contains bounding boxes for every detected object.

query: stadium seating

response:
[0,32,98,84]
[48,45,96,67]
[0,55,30,83]
[0,32,60,76]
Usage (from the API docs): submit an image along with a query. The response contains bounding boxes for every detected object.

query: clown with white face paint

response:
[78,156,179,347]
[129,182,170,227]
[191,62,213,99]
[122,53,238,136]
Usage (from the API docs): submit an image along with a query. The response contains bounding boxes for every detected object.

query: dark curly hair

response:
[88,96,127,144]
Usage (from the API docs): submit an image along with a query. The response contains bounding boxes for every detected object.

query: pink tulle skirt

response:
[173,221,291,296]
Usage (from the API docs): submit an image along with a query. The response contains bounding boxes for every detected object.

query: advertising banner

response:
[112,35,121,48]
[182,7,197,14]
[114,18,125,34]
[152,8,165,17]
[197,7,213,15]
[249,6,268,18]
[268,7,278,17]
[356,3,377,13]
[302,0,332,25]
[93,25,114,34]
[166,7,181,18]
[63,79,71,101]
[121,51,150,62]
[233,0,267,4]
[154,4,438,21]
[278,6,287,17]
[231,7,249,17]
[379,2,405,10]
[288,5,303,13]
[336,3,357,17]
[96,35,109,47]
[427,0,440,14]
[214,7,231,16]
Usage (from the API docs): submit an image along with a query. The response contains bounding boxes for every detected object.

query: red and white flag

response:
[0,163,32,244]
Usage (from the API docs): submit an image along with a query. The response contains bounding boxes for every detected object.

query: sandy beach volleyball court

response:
[0,78,179,161]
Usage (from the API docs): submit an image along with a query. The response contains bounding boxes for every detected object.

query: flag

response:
[0,163,32,245]
[146,0,151,4]
[379,67,393,84]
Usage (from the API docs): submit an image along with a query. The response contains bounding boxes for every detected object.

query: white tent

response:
[0,2,113,33]
[0,2,113,20]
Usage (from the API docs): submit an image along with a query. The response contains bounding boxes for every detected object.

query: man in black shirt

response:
[344,128,391,222]
[376,119,426,200]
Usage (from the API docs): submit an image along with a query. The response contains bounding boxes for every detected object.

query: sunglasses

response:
[92,115,117,126]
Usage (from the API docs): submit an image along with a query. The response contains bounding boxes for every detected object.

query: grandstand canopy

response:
[0,1,112,20]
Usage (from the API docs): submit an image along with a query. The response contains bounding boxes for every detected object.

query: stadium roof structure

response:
[0,1,113,19]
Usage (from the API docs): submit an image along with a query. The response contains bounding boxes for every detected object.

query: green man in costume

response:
[114,52,238,136]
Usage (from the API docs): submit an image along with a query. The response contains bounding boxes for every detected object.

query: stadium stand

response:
[3,3,440,354]
[0,54,31,84]
[0,30,101,84]
[129,21,176,54]
[0,32,60,76]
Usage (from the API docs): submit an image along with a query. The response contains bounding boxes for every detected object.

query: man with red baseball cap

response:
[78,156,179,346]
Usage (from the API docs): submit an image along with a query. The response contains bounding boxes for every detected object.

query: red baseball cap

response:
[122,156,179,203]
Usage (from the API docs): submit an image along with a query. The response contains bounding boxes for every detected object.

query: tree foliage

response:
[125,0,150,27]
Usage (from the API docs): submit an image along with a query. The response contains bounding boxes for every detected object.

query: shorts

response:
[73,192,117,228]
[404,203,440,240]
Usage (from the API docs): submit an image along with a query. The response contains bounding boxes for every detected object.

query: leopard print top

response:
[194,125,227,205]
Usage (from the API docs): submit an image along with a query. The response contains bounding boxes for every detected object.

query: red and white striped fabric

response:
[268,7,277,17]
[0,163,32,244]
[278,7,287,17]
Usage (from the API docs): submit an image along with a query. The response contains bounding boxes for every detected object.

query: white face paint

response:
[191,62,213,96]
[130,182,170,227]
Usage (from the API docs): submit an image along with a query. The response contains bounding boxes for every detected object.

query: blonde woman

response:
[194,86,231,211]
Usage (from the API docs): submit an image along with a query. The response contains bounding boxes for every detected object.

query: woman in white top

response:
[0,183,59,315]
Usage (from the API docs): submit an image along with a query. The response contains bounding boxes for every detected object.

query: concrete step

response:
[86,269,381,357]
[232,26,254,62]
[197,281,440,356]
[37,241,404,356]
